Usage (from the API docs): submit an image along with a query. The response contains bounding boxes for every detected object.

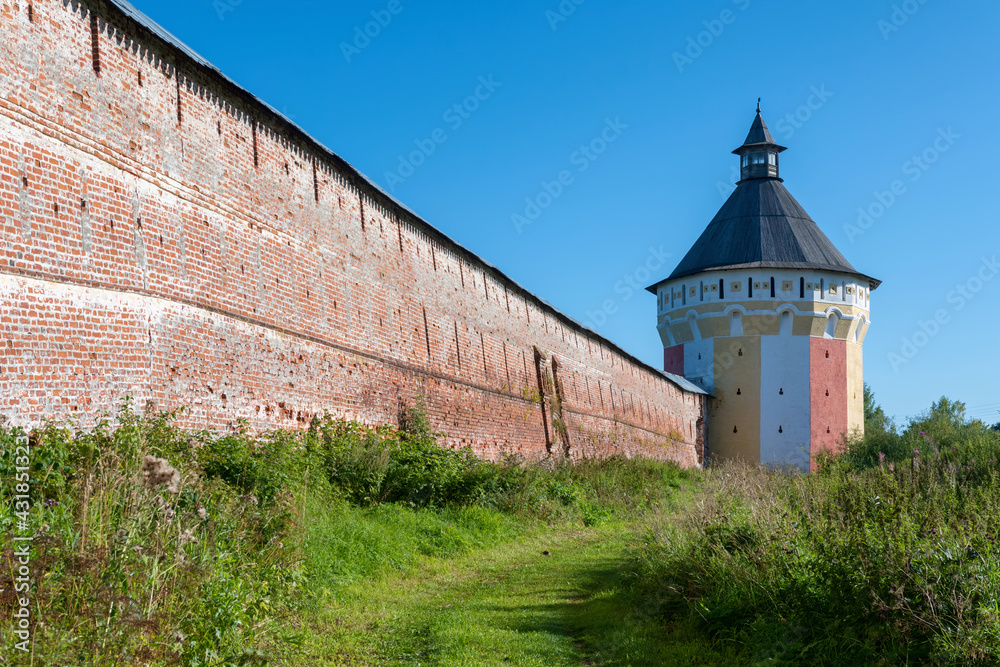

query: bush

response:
[633,396,1000,665]
[0,400,303,666]
[1,395,693,665]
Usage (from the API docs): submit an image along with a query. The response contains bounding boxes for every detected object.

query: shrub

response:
[632,396,1000,665]
[1,395,693,665]
[0,400,302,665]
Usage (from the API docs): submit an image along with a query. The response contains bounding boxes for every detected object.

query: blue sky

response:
[129,0,1000,425]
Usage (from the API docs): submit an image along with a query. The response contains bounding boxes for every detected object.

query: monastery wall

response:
[0,0,706,465]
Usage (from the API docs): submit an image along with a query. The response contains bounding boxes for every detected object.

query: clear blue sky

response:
[129,0,1000,426]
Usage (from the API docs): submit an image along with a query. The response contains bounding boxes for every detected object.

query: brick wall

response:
[0,0,705,465]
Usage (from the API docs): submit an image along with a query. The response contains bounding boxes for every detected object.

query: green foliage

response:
[0,400,302,666]
[633,395,1000,665]
[1,396,692,665]
[862,381,893,434]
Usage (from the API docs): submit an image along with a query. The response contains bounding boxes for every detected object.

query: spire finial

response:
[756,97,761,114]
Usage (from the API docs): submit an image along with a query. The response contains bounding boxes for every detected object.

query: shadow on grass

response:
[490,558,733,667]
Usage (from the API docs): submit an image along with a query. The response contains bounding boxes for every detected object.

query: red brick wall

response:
[0,0,704,466]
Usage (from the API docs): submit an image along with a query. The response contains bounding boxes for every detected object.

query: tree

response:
[926,396,968,425]
[863,383,893,433]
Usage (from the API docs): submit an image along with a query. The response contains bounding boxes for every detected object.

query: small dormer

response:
[733,100,786,182]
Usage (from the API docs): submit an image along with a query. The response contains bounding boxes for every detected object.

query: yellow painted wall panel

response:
[699,316,729,339]
[743,313,781,336]
[856,321,870,344]
[793,315,817,336]
[710,336,761,463]
[835,316,853,340]
[670,321,694,345]
[847,342,865,435]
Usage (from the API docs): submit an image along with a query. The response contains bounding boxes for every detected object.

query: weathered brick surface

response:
[0,0,705,465]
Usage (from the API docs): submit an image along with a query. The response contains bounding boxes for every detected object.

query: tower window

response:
[770,276,775,298]
[825,312,840,339]
[768,153,776,166]
[780,310,792,336]
[719,278,725,299]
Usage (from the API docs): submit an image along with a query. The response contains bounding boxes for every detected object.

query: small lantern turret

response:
[733,99,786,182]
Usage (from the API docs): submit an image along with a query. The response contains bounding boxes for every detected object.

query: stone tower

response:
[646,105,880,470]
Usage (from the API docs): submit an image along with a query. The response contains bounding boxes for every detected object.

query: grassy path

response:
[291,519,697,666]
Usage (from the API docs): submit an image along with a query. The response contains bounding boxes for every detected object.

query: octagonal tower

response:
[647,105,880,470]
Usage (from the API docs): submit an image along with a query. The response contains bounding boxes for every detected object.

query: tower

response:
[647,105,880,470]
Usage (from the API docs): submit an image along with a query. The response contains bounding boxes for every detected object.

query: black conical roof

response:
[646,109,879,293]
[662,179,874,282]
[738,110,779,148]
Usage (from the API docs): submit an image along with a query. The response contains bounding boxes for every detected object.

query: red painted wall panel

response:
[809,338,848,470]
[664,344,684,375]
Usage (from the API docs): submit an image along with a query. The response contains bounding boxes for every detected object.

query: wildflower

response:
[889,463,895,472]
[878,452,886,464]
[914,449,920,455]
[197,505,208,520]
[45,499,59,508]
[142,455,180,494]
[38,524,50,535]
[179,529,198,546]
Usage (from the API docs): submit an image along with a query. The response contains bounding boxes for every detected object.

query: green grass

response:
[0,397,696,665]
[301,498,522,588]
[629,396,1000,665]
[281,512,710,666]
[6,391,995,665]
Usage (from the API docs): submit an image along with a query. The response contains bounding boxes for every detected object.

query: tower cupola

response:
[733,99,786,182]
